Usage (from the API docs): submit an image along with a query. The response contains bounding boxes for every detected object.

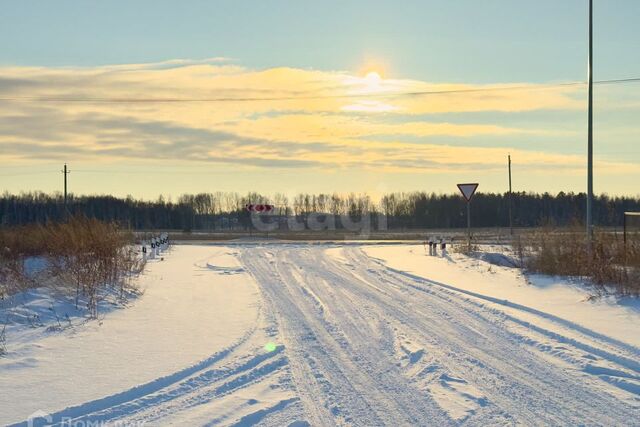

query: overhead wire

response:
[0,77,638,103]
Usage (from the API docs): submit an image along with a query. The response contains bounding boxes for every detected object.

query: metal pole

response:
[467,201,471,246]
[249,199,252,237]
[622,212,627,249]
[62,163,69,220]
[64,164,67,207]
[508,154,513,236]
[586,0,594,242]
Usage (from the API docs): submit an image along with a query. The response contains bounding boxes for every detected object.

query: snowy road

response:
[6,244,640,426]
[239,245,639,426]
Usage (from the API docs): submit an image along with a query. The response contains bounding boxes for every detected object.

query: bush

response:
[519,226,640,296]
[0,216,145,316]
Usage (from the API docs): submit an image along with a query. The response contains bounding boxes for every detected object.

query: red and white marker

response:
[246,204,275,213]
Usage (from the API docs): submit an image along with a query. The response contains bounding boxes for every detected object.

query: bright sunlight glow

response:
[363,71,382,87]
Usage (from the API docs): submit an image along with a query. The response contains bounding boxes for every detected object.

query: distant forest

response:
[1,191,640,231]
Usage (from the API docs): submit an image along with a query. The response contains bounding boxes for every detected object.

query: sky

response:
[1,0,639,199]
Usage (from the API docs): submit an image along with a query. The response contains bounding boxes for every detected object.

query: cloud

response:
[0,60,634,177]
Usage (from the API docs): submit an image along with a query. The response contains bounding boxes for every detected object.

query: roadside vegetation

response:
[0,216,145,317]
[517,227,640,296]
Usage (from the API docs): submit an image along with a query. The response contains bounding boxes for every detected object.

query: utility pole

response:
[586,0,594,243]
[62,163,70,220]
[508,154,513,236]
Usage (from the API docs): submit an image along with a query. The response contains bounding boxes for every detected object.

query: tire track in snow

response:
[10,250,295,427]
[335,246,640,424]
[365,251,640,362]
[9,330,264,426]
[354,248,640,397]
[242,245,638,426]
[240,248,453,426]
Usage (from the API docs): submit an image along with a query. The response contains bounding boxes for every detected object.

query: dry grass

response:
[453,240,480,255]
[517,227,640,296]
[0,216,145,316]
[0,323,6,356]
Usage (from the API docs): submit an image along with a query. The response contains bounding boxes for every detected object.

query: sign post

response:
[457,183,479,247]
[623,212,640,246]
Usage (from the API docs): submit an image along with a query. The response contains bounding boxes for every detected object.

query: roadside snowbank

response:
[0,245,260,425]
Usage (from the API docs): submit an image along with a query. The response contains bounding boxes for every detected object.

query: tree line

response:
[1,191,639,231]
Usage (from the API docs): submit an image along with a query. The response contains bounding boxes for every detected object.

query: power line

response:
[0,171,59,177]
[0,77,638,103]
[72,169,229,175]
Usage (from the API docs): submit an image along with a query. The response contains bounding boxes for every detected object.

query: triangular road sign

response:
[457,183,479,202]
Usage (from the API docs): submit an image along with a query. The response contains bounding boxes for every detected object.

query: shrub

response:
[0,216,145,316]
[519,226,640,296]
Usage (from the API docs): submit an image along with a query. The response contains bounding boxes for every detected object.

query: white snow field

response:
[1,243,639,426]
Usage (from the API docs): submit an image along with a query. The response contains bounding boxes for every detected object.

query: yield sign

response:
[457,183,479,202]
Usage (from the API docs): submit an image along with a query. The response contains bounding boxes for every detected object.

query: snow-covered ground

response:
[1,243,638,426]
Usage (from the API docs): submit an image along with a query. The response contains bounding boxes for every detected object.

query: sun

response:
[342,68,388,96]
[363,71,382,88]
